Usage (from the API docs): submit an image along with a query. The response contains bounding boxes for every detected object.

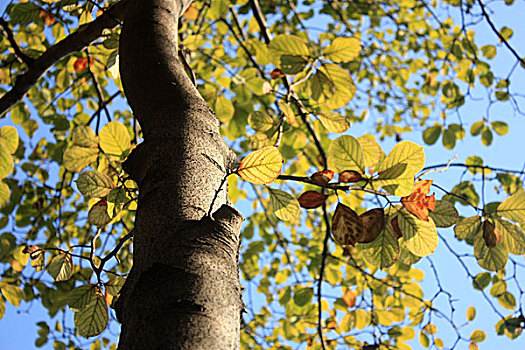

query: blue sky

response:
[1,1,525,349]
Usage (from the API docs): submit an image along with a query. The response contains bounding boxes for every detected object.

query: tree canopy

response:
[0,0,525,349]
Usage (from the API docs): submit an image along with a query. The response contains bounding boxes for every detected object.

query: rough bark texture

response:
[115,0,244,348]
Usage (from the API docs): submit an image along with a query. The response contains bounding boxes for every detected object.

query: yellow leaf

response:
[99,122,131,157]
[238,146,283,184]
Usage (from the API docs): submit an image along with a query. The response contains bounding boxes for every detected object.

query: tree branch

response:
[0,18,34,65]
[0,0,128,117]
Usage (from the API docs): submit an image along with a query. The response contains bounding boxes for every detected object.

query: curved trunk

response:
[115,0,243,348]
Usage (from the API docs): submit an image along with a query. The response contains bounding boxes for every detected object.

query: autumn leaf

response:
[342,288,356,308]
[74,57,93,72]
[270,68,284,79]
[183,5,199,20]
[298,191,328,209]
[39,10,55,26]
[483,220,502,248]
[332,202,362,245]
[310,170,334,185]
[338,170,362,183]
[401,180,436,221]
[358,208,385,243]
[238,146,283,184]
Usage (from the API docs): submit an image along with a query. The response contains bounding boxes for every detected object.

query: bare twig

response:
[0,18,34,65]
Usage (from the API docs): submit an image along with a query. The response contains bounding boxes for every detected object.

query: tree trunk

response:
[114,0,244,348]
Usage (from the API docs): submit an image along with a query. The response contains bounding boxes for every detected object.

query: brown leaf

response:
[326,320,337,329]
[310,170,334,185]
[358,208,385,243]
[331,202,362,246]
[39,10,55,26]
[401,180,436,221]
[482,220,502,248]
[270,68,285,79]
[391,216,402,239]
[23,245,42,259]
[342,288,356,307]
[298,191,328,209]
[339,170,362,183]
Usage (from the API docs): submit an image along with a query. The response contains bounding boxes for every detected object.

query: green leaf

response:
[497,188,525,224]
[0,296,4,320]
[442,127,456,149]
[429,200,458,227]
[319,113,350,133]
[470,330,486,343]
[0,181,10,207]
[280,55,308,74]
[481,129,493,146]
[473,272,491,290]
[465,156,485,175]
[0,284,25,306]
[293,287,313,307]
[470,121,484,136]
[491,121,508,136]
[105,275,125,297]
[327,135,365,173]
[375,163,414,197]
[72,126,98,148]
[63,146,98,173]
[0,126,19,154]
[357,135,382,168]
[9,2,41,25]
[48,253,74,282]
[74,294,109,337]
[0,146,14,180]
[214,96,235,123]
[76,171,115,198]
[446,181,479,207]
[499,26,513,41]
[498,292,516,310]
[397,211,438,257]
[316,63,356,110]
[481,45,496,59]
[474,233,508,271]
[88,201,112,227]
[209,0,229,19]
[323,37,361,63]
[495,218,525,254]
[99,122,131,157]
[361,221,400,268]
[268,188,300,222]
[422,125,441,145]
[454,216,482,240]
[377,141,425,175]
[268,35,310,65]
[248,111,274,132]
[67,284,98,312]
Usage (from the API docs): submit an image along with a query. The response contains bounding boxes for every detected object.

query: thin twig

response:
[0,18,34,65]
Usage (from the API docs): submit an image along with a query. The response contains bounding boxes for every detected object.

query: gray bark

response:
[115,0,244,348]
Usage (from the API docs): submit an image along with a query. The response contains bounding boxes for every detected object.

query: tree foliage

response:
[0,0,525,349]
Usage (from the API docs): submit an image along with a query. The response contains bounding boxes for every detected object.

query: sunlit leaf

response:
[63,146,98,173]
[328,135,365,173]
[248,111,274,132]
[268,188,300,221]
[397,210,438,257]
[497,188,525,224]
[238,146,283,184]
[310,170,334,185]
[377,141,426,175]
[401,180,436,221]
[474,233,508,271]
[319,113,350,133]
[99,122,131,157]
[495,218,525,254]
[362,221,400,268]
[72,125,98,148]
[105,275,125,297]
[323,37,361,63]
[455,216,482,240]
[338,170,362,183]
[268,35,310,65]
[342,288,356,307]
[88,200,112,227]
[0,284,25,306]
[357,135,382,168]
[0,146,14,180]
[0,181,10,207]
[429,200,458,227]
[0,126,19,154]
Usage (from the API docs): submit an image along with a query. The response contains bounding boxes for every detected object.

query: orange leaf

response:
[338,170,362,183]
[39,10,55,26]
[270,68,284,79]
[183,5,199,20]
[298,191,328,209]
[310,170,334,185]
[401,179,436,221]
[342,288,356,307]
[74,57,93,73]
